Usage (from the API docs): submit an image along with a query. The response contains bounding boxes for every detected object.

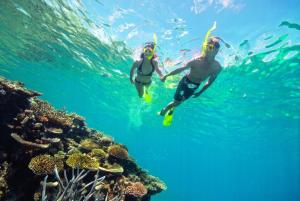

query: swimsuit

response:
[174,75,200,101]
[135,59,155,85]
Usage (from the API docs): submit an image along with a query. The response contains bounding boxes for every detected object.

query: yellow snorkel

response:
[144,33,157,60]
[202,21,217,57]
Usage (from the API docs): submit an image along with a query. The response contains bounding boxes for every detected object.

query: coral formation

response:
[0,162,8,200]
[99,162,124,174]
[0,77,166,201]
[41,167,105,201]
[108,144,129,160]
[28,154,64,175]
[89,148,107,159]
[80,138,101,151]
[125,182,148,198]
[66,152,100,170]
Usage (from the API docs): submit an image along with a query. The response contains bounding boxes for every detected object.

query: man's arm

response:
[193,67,222,98]
[162,61,193,82]
[130,61,138,84]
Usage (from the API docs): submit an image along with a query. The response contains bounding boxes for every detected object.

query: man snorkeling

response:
[159,22,230,125]
[130,38,164,101]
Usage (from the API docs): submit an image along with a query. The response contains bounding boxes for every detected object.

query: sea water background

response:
[0,0,300,201]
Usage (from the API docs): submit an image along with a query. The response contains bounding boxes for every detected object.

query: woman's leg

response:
[135,82,144,98]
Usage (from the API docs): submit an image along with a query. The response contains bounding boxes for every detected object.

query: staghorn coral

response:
[66,152,99,170]
[28,154,64,175]
[125,182,148,198]
[80,138,101,151]
[41,167,107,201]
[108,144,129,160]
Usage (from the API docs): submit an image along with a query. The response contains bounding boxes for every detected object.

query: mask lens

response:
[214,42,220,49]
[144,47,153,53]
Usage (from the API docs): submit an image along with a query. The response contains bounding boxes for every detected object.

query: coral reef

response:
[28,154,64,175]
[66,152,100,170]
[41,167,106,201]
[0,162,9,200]
[108,144,129,160]
[125,182,148,198]
[0,77,166,201]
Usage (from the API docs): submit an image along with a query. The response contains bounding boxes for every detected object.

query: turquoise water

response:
[0,0,300,200]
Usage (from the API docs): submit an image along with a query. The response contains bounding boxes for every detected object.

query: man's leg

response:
[159,99,182,116]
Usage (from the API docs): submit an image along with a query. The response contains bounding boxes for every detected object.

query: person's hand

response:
[130,78,135,84]
[160,75,167,82]
[193,92,201,98]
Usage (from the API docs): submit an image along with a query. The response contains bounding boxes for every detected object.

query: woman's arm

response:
[130,61,138,84]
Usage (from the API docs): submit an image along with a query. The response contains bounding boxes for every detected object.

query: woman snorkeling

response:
[130,39,164,101]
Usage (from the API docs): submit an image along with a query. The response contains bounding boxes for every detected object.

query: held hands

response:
[160,74,168,82]
[130,78,135,84]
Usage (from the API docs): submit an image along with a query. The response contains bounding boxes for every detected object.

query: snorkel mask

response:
[143,33,157,60]
[201,22,231,57]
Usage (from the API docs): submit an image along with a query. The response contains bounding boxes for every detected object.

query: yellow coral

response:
[89,149,107,159]
[108,144,128,160]
[66,152,99,170]
[28,154,63,175]
[80,139,100,150]
[33,192,41,201]
[99,162,123,174]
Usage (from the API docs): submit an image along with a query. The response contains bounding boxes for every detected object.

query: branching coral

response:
[41,167,105,201]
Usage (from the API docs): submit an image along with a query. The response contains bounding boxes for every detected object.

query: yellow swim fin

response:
[163,109,174,126]
[143,88,152,103]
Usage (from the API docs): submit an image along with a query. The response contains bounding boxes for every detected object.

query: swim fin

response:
[143,90,152,103]
[163,109,174,126]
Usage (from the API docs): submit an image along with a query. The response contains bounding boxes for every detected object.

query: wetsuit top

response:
[137,58,155,76]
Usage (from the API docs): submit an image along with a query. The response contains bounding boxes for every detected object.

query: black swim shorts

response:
[174,75,200,101]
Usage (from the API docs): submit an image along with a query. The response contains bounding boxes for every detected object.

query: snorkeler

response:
[159,22,230,125]
[130,37,164,101]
